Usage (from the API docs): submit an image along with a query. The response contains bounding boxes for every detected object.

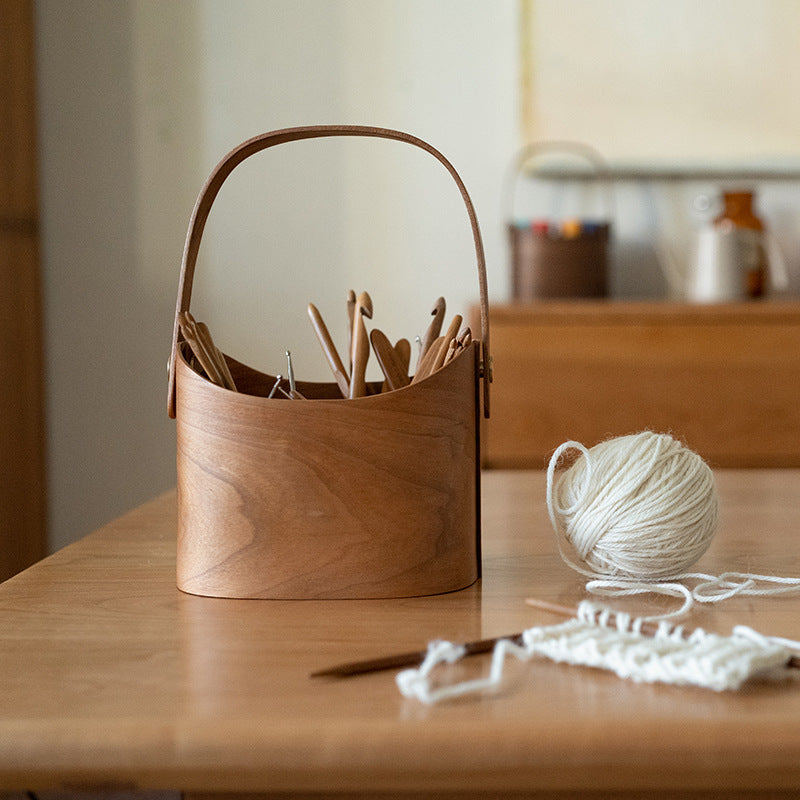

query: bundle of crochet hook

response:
[308,293,470,398]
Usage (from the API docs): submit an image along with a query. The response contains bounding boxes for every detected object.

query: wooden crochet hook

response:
[370,329,411,391]
[307,302,350,397]
[196,320,237,391]
[349,291,373,398]
[346,289,356,372]
[411,336,444,384]
[432,313,463,372]
[394,337,411,378]
[178,312,230,390]
[310,597,800,678]
[417,296,446,369]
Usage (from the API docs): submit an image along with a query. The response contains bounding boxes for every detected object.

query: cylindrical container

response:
[713,190,767,298]
[507,141,612,300]
[510,220,610,299]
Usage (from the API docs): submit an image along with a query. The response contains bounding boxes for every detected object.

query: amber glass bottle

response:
[714,191,766,297]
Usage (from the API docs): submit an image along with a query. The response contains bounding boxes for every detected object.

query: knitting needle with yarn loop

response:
[310,597,800,679]
[310,630,524,678]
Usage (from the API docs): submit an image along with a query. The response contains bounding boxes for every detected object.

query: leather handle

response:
[168,125,491,418]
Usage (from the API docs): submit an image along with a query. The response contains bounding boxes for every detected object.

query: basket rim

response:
[174,337,480,407]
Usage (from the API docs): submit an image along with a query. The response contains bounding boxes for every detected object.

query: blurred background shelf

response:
[476,300,800,470]
[526,163,800,182]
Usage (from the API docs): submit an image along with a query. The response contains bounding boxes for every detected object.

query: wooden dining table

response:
[1,469,800,798]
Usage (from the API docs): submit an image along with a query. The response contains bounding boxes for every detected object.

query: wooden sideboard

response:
[477,301,800,469]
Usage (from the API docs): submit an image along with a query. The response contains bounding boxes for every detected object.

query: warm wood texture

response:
[1,470,800,797]
[175,344,480,599]
[478,301,800,469]
[0,0,47,580]
[170,126,490,599]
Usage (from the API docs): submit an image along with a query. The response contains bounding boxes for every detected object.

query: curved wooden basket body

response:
[170,125,490,599]
[176,346,480,599]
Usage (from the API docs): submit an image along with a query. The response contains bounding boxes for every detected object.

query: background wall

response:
[524,0,800,163]
[518,0,800,299]
[34,0,800,553]
[35,0,519,552]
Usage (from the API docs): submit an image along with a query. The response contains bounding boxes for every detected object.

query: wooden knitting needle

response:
[310,597,800,678]
[196,320,237,391]
[307,302,350,397]
[349,291,373,398]
[441,314,463,348]
[431,314,463,372]
[178,312,228,389]
[441,337,458,368]
[441,327,472,369]
[310,631,525,679]
[346,289,356,373]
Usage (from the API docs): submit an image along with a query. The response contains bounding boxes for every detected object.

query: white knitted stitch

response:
[396,602,796,704]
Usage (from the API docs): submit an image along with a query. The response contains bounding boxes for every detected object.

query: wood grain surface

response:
[1,470,800,796]
[478,301,800,469]
[175,342,480,599]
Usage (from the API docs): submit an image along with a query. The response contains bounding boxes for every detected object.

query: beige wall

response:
[35,0,800,553]
[524,0,800,163]
[35,0,519,551]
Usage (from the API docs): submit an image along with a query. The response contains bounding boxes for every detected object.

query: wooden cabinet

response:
[478,301,800,469]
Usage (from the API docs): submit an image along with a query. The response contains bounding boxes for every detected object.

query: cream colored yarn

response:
[546,432,800,618]
[396,601,796,703]
[548,432,718,580]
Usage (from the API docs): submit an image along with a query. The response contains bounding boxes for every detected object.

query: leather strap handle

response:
[168,125,491,418]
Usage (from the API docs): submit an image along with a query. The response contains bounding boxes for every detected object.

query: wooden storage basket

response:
[167,125,491,600]
[508,141,612,300]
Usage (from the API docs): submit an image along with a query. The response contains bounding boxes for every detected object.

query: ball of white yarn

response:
[549,432,719,580]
